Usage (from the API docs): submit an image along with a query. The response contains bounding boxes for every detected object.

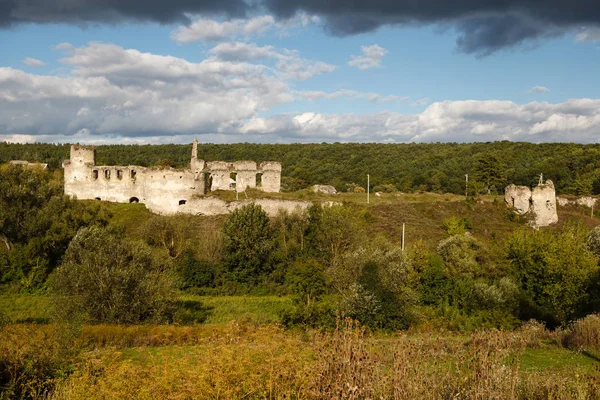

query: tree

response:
[222,203,275,284]
[286,259,327,306]
[0,165,109,288]
[472,154,508,194]
[306,204,366,269]
[507,222,599,325]
[50,227,177,324]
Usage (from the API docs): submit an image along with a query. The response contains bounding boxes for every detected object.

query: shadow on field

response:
[173,300,214,325]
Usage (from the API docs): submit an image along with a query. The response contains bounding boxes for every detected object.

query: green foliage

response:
[472,153,508,194]
[50,227,178,324]
[0,165,110,289]
[279,297,336,328]
[5,141,600,195]
[176,250,216,289]
[334,241,419,330]
[285,259,327,305]
[0,323,81,399]
[587,226,600,258]
[372,183,396,193]
[222,204,275,284]
[437,233,481,278]
[171,300,211,325]
[306,204,366,269]
[507,222,600,326]
[443,216,472,235]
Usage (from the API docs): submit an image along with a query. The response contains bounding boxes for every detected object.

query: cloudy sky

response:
[1,0,600,144]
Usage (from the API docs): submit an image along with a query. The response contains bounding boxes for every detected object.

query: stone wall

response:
[531,180,558,227]
[504,180,558,227]
[504,184,532,215]
[63,141,282,214]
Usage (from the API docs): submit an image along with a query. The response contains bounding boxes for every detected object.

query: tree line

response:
[3,141,600,194]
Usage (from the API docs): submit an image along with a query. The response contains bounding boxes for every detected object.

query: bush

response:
[0,324,80,398]
[443,216,472,235]
[176,250,216,289]
[50,227,178,324]
[372,183,396,193]
[565,313,600,351]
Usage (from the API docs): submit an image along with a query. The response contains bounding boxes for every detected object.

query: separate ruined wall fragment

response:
[504,180,558,227]
[504,184,532,215]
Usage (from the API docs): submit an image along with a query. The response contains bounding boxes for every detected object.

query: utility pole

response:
[401,222,405,251]
[367,174,370,204]
[465,174,468,200]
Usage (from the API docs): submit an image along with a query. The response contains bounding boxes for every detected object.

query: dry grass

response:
[565,313,600,351]
[45,318,600,400]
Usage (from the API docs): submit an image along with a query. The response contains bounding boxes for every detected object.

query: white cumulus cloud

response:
[348,44,388,70]
[23,57,45,67]
[528,86,550,93]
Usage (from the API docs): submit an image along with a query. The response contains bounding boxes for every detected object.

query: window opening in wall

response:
[205,174,213,194]
[104,169,110,180]
[230,172,237,190]
[130,169,136,179]
[256,173,263,187]
[179,200,187,205]
[93,170,99,180]
[95,197,101,201]
[117,170,123,180]
[129,197,139,203]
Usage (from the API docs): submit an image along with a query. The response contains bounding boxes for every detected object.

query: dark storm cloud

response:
[0,0,249,26]
[2,0,600,54]
[262,0,600,54]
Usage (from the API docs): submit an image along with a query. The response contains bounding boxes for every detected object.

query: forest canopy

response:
[3,141,600,195]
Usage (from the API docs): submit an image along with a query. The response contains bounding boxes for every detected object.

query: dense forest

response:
[3,141,600,195]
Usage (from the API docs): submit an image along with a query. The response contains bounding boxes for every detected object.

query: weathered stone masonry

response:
[63,140,284,215]
[504,180,558,227]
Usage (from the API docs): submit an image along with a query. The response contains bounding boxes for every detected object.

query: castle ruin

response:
[504,179,558,227]
[63,140,282,214]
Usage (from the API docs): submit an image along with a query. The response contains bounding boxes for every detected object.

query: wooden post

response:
[367,174,370,204]
[402,223,405,251]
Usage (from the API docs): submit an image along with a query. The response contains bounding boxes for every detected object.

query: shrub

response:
[372,183,396,193]
[176,250,216,289]
[437,233,480,278]
[0,324,80,399]
[285,259,327,306]
[50,227,178,324]
[565,313,600,351]
[443,216,472,235]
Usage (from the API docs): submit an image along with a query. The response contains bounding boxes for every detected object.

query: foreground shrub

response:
[565,313,600,351]
[0,324,80,399]
[50,227,178,324]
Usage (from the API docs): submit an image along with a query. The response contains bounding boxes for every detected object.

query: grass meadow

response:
[2,294,600,399]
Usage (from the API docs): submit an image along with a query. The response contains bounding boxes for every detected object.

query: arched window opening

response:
[179,200,187,205]
[256,173,263,187]
[129,197,139,203]
[104,169,110,180]
[93,170,99,180]
[117,170,123,180]
[130,169,136,179]
[230,172,237,190]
